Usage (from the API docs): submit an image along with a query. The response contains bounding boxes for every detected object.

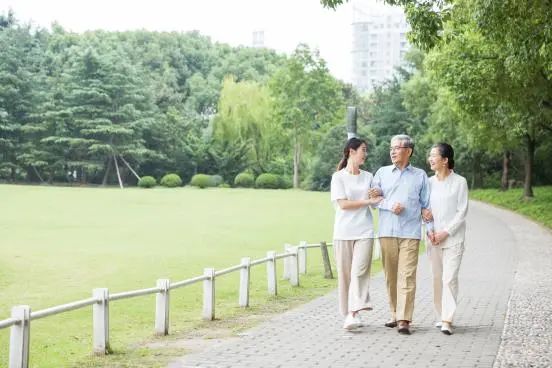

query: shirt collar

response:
[392,163,412,172]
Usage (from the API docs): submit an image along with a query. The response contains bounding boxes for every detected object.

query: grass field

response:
[0,185,351,367]
[470,186,552,229]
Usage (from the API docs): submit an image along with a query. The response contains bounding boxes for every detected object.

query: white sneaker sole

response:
[343,322,362,330]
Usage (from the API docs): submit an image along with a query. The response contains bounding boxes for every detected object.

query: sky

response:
[0,0,357,82]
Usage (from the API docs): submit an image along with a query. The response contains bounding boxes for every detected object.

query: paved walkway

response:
[169,201,551,368]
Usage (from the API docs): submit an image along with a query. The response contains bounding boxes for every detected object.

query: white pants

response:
[334,239,374,316]
[429,243,464,323]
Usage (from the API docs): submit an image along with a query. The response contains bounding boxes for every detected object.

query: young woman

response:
[425,143,469,335]
[330,137,382,330]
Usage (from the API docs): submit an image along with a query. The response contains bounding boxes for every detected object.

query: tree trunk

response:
[32,165,45,183]
[102,157,113,186]
[113,154,124,189]
[293,141,301,189]
[523,134,535,198]
[472,152,483,189]
[80,168,87,185]
[500,150,511,191]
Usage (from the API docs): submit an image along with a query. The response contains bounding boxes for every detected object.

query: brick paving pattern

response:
[169,201,550,368]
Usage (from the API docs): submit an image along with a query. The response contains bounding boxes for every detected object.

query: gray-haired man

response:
[370,134,430,334]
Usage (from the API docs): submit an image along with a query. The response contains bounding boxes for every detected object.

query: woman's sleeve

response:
[444,177,469,236]
[330,174,346,207]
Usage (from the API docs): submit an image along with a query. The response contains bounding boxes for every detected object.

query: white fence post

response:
[282,244,291,280]
[9,305,30,368]
[290,246,299,287]
[202,268,215,320]
[266,251,277,296]
[93,288,109,355]
[373,238,381,260]
[155,279,170,336]
[298,241,307,274]
[239,257,251,307]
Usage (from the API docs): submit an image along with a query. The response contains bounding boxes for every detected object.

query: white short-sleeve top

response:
[330,169,375,240]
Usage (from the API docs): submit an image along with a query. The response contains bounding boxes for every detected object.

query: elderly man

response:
[370,134,430,335]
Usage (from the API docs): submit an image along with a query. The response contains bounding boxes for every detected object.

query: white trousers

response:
[334,238,374,316]
[429,243,464,323]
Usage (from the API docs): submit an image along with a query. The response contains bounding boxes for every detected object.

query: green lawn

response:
[0,185,346,368]
[470,186,552,229]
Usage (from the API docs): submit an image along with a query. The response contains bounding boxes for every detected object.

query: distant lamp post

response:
[346,106,357,139]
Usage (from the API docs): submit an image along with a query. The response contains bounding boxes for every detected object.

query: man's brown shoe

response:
[384,320,398,328]
[398,321,411,335]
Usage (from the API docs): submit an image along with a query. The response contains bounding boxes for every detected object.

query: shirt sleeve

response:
[330,173,346,205]
[444,176,469,236]
[373,168,393,211]
[419,171,430,209]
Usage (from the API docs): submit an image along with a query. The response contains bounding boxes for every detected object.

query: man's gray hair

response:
[391,134,415,149]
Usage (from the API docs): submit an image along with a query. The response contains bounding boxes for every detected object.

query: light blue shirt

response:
[372,164,430,239]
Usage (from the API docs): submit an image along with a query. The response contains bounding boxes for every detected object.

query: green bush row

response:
[138,173,182,188]
[138,172,291,189]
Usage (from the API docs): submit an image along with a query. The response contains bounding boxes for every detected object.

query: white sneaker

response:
[441,322,453,335]
[435,321,442,328]
[343,313,362,330]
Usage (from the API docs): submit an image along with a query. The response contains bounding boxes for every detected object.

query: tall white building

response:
[252,30,265,48]
[352,0,410,91]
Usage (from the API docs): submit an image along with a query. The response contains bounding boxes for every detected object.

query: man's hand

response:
[434,230,449,244]
[422,208,433,222]
[391,202,404,215]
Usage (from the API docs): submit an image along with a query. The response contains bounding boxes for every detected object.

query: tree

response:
[422,0,551,197]
[0,19,45,180]
[269,44,345,188]
[213,76,285,174]
[322,0,552,197]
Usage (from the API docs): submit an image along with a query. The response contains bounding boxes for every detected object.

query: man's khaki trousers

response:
[379,237,420,322]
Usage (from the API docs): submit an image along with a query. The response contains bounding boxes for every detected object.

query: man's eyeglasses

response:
[389,146,409,152]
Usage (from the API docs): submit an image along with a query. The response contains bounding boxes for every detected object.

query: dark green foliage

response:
[234,172,255,188]
[279,176,293,189]
[137,176,156,188]
[160,173,182,188]
[0,14,284,185]
[309,126,347,191]
[255,173,282,189]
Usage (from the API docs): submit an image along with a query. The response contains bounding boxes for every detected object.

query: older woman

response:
[425,143,469,335]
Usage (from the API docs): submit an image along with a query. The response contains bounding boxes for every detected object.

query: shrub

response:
[255,173,282,189]
[234,172,255,188]
[218,183,231,188]
[190,174,213,189]
[160,173,182,188]
[279,176,293,189]
[138,176,156,188]
[211,175,224,187]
